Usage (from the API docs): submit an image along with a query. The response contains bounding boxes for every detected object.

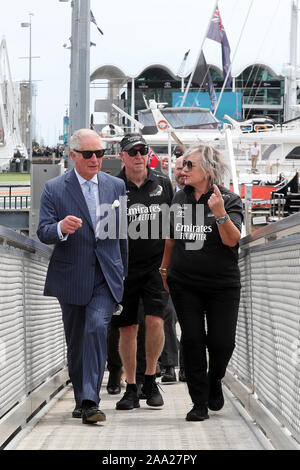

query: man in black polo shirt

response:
[111,133,173,410]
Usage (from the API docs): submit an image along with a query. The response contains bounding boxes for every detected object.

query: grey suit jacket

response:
[37,169,128,305]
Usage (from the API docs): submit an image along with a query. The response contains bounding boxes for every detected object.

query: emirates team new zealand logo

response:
[149,185,163,197]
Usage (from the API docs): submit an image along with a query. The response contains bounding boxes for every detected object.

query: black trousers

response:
[159,297,179,368]
[169,280,240,405]
[107,323,122,373]
[60,265,115,406]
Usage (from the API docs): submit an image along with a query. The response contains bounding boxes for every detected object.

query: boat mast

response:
[285,0,298,121]
[0,39,24,153]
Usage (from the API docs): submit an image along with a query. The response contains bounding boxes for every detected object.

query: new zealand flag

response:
[207,6,232,88]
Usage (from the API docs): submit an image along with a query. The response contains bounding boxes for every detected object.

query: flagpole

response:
[213,0,254,116]
[78,0,90,127]
[213,64,232,117]
[131,78,135,132]
[180,0,218,108]
[68,0,79,170]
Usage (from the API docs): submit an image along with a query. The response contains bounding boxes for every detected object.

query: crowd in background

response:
[32,145,65,158]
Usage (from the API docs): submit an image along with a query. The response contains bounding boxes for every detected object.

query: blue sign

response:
[172,92,242,123]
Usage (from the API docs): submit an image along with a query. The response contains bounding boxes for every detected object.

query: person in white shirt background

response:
[250,141,260,173]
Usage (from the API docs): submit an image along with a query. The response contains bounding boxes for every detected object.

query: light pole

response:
[62,0,90,130]
[21,13,34,164]
[60,0,91,170]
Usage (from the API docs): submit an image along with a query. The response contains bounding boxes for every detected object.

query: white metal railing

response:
[0,184,31,209]
[0,225,67,448]
[229,213,300,446]
[2,213,300,447]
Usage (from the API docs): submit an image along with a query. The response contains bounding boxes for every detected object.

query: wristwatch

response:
[215,213,229,225]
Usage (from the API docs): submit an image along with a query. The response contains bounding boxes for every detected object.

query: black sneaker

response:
[186,405,209,421]
[142,375,164,407]
[161,366,177,383]
[208,379,224,411]
[116,384,140,410]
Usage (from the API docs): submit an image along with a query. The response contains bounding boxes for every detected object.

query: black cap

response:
[173,145,183,158]
[120,133,147,152]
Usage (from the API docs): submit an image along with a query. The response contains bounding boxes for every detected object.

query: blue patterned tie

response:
[84,180,97,231]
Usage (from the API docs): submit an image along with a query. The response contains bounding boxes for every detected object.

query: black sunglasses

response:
[183,160,196,169]
[127,146,149,157]
[74,149,106,159]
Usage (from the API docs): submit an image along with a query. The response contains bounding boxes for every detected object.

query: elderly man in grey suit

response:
[37,129,128,425]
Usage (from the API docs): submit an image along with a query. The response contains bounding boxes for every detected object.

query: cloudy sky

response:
[0,0,294,144]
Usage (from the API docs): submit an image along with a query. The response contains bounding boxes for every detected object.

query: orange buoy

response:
[158,120,168,130]
[162,157,169,169]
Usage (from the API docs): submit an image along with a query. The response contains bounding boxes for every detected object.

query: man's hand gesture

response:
[60,216,82,235]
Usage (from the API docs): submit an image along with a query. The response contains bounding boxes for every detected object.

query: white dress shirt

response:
[57,170,99,240]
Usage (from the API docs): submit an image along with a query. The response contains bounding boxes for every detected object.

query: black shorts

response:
[111,269,168,328]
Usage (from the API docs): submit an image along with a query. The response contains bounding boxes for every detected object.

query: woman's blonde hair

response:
[183,143,229,185]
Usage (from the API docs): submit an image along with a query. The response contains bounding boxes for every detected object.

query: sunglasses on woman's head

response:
[74,149,106,159]
[183,160,196,169]
[127,146,149,157]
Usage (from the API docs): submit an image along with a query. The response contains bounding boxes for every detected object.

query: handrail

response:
[0,224,52,256]
[0,184,31,210]
[0,184,30,187]
[240,211,300,247]
[230,210,300,447]
[0,225,66,447]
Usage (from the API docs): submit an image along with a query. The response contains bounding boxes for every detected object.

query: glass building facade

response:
[234,65,284,122]
[126,64,285,124]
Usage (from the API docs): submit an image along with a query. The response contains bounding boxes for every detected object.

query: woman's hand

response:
[208,185,241,247]
[208,184,226,218]
[159,238,175,294]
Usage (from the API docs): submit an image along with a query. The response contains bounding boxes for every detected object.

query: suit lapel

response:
[97,171,113,205]
[97,171,105,205]
[65,169,94,230]
[97,172,118,237]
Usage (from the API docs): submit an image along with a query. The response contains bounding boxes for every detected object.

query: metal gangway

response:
[0,218,300,451]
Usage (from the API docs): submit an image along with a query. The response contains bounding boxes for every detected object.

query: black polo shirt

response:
[117,166,174,275]
[168,185,243,289]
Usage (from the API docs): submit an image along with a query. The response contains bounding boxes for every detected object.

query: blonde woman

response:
[160,143,243,422]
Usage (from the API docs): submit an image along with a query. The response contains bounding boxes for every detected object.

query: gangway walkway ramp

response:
[4,372,271,451]
[1,216,300,452]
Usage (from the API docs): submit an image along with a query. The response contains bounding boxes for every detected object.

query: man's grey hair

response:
[70,128,101,151]
[183,143,229,185]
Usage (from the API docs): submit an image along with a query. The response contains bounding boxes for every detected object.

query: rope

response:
[244,0,282,119]
[214,0,255,116]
